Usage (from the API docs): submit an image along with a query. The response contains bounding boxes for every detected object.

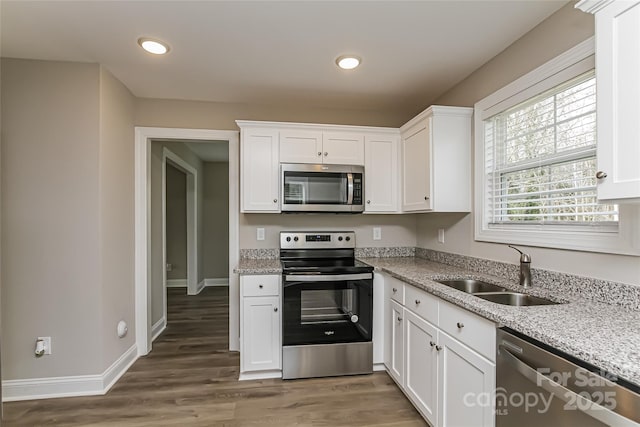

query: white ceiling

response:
[1,1,568,115]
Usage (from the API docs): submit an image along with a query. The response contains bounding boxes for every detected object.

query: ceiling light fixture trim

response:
[336,55,361,70]
[138,37,170,55]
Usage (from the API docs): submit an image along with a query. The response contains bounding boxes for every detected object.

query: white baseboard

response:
[204,278,229,287]
[194,279,206,295]
[2,344,138,402]
[151,317,166,342]
[373,363,386,372]
[166,279,187,288]
[238,370,282,381]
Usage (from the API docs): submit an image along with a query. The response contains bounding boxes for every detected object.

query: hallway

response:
[3,288,425,426]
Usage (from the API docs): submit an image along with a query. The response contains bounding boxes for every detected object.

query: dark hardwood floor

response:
[3,287,426,426]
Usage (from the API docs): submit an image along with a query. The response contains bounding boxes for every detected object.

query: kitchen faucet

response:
[509,245,532,288]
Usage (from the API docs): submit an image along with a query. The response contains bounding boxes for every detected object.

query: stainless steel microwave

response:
[281,163,364,213]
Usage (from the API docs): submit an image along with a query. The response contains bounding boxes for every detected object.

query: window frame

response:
[474,37,640,255]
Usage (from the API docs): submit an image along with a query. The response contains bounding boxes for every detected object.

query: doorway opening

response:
[135,128,240,357]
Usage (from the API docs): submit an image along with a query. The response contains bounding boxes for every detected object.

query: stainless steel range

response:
[280,231,374,380]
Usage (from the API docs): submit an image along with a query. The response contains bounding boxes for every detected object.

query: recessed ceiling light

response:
[138,37,170,55]
[336,55,361,70]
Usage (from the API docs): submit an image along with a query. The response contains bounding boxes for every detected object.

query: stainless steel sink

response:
[474,292,559,306]
[438,279,508,294]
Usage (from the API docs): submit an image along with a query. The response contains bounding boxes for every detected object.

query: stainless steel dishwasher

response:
[496,328,640,426]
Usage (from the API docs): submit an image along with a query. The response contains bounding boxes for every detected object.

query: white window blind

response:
[483,72,618,228]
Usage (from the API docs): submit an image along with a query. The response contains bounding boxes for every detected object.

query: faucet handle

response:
[508,245,531,263]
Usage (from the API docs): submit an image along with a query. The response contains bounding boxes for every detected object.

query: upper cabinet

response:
[400,106,473,212]
[238,123,280,213]
[280,128,365,165]
[577,0,640,202]
[364,133,400,213]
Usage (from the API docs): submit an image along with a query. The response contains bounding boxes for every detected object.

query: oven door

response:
[282,272,373,346]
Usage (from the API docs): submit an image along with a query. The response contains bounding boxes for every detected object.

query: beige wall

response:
[98,67,136,370]
[165,164,187,281]
[203,162,229,279]
[1,59,102,378]
[418,4,640,286]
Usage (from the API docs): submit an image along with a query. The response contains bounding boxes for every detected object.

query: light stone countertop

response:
[359,256,640,387]
[234,255,640,386]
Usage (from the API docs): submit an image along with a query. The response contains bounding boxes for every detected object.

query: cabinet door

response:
[388,300,404,385]
[364,134,399,212]
[279,129,323,164]
[402,118,432,211]
[241,128,280,212]
[404,310,439,427]
[241,296,281,372]
[594,1,640,201]
[322,131,365,165]
[438,332,495,427]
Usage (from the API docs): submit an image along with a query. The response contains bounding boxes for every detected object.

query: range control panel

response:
[280,231,356,249]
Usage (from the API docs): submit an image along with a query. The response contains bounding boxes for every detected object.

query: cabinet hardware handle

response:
[274,307,278,312]
[317,151,322,156]
[273,198,278,203]
[596,171,608,179]
[397,316,402,322]
[367,200,371,204]
[435,345,442,352]
[430,341,436,347]
[424,196,429,200]
[392,288,397,293]
[415,299,421,305]
[324,152,328,156]
[457,322,464,329]
[259,284,263,289]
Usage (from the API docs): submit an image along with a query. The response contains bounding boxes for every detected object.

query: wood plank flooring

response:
[3,287,426,426]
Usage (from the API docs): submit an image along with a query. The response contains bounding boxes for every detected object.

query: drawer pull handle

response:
[596,171,607,179]
[317,151,322,156]
[415,299,421,305]
[259,284,264,289]
[435,345,442,352]
[397,316,402,322]
[430,341,436,347]
[274,307,278,312]
[457,322,464,329]
[392,288,397,293]
[324,152,328,156]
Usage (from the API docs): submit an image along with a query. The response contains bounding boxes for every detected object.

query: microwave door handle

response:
[498,345,636,427]
[347,173,354,205]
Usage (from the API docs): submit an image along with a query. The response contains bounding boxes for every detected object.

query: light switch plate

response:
[438,228,445,244]
[256,228,265,241]
[373,227,382,241]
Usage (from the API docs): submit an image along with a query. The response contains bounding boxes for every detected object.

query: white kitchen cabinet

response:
[380,273,496,427]
[400,106,473,212]
[238,124,280,212]
[240,275,281,379]
[438,331,495,427]
[364,134,399,212]
[373,273,386,368]
[577,0,640,201]
[279,128,365,165]
[404,309,439,426]
[388,299,405,385]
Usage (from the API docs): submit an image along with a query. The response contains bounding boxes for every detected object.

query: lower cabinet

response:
[240,274,282,379]
[384,274,496,427]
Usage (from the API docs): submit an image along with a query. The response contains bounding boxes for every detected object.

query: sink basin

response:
[438,279,508,294]
[474,292,559,306]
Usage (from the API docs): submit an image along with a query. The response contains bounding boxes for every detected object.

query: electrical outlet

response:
[256,227,265,241]
[373,227,382,241]
[38,337,52,355]
[438,228,445,244]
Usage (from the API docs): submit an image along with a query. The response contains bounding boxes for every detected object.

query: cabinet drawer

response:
[241,275,280,297]
[404,285,439,325]
[388,276,405,304]
[439,300,495,361]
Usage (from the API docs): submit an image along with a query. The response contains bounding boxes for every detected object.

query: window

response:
[485,72,618,229]
[475,38,639,255]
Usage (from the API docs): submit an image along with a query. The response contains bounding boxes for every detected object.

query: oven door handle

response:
[284,273,372,282]
[499,344,636,427]
[347,173,354,205]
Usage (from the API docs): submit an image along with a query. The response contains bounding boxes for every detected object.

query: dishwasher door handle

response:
[499,345,637,427]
